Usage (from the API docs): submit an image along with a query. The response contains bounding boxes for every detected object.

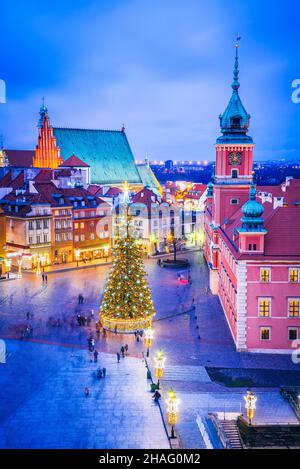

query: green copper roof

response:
[53,128,142,185]
[239,182,265,232]
[217,44,252,144]
[137,164,161,195]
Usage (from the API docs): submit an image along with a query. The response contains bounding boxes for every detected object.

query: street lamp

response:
[244,389,257,425]
[40,255,45,272]
[75,249,80,267]
[154,349,166,379]
[17,257,22,279]
[103,245,109,262]
[36,256,41,276]
[166,388,179,439]
[144,326,154,357]
[5,258,12,279]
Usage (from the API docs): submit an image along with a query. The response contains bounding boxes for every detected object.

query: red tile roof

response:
[5,150,34,167]
[104,187,122,197]
[60,154,90,168]
[33,169,54,183]
[132,187,161,211]
[87,185,104,196]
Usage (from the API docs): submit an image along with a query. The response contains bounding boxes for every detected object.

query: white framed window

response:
[29,236,33,244]
[74,235,79,242]
[55,234,60,242]
[80,234,85,241]
[258,298,271,317]
[36,235,41,244]
[90,233,95,240]
[43,234,48,243]
[288,328,298,341]
[67,232,72,241]
[289,268,299,283]
[288,298,300,318]
[260,268,271,282]
[260,327,271,341]
[61,233,66,241]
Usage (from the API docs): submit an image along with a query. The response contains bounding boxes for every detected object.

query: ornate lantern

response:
[244,389,257,425]
[154,349,166,379]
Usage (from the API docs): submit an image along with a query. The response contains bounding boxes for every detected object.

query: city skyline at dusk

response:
[1,0,300,162]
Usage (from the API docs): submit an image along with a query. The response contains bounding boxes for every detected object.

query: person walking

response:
[117,352,121,363]
[45,274,48,285]
[125,344,128,355]
[94,349,99,363]
[102,367,106,378]
[121,346,125,358]
[85,387,90,397]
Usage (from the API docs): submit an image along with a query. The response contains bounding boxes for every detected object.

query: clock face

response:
[229,151,242,166]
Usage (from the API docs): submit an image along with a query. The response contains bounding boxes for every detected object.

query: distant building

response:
[165,160,173,171]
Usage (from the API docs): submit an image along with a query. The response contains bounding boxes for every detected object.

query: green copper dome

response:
[238,182,266,233]
[242,182,264,218]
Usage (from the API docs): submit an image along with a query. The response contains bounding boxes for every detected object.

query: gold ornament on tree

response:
[99,185,155,333]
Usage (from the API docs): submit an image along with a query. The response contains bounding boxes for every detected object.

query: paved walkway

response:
[0,340,169,449]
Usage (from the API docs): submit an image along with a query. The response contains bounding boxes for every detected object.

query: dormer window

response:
[231,116,241,128]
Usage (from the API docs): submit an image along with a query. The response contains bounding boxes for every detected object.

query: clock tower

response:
[212,41,254,226]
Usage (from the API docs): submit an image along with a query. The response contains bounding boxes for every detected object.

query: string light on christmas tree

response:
[99,183,155,333]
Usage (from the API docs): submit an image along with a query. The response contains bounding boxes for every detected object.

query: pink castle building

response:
[204,43,300,353]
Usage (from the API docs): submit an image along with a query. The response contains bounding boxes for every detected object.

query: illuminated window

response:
[259,299,271,317]
[289,269,299,282]
[288,328,298,341]
[74,223,79,229]
[260,327,271,340]
[260,269,270,282]
[288,299,300,318]
[80,222,84,229]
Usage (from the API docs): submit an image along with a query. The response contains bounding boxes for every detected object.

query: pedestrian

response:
[42,273,45,284]
[45,274,48,284]
[97,368,103,379]
[114,325,117,334]
[121,346,125,358]
[102,367,106,378]
[125,344,128,355]
[117,352,121,363]
[85,387,90,397]
[94,349,99,362]
[103,328,107,338]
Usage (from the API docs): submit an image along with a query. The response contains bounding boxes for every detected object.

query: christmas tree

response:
[99,232,155,333]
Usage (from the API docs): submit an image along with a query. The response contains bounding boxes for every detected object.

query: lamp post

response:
[144,326,154,357]
[17,257,22,279]
[154,349,166,379]
[103,245,109,263]
[166,388,179,439]
[40,255,45,272]
[36,256,41,276]
[5,258,12,279]
[244,389,257,425]
[75,249,80,267]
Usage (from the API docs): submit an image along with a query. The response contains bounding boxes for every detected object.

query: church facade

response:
[204,44,300,353]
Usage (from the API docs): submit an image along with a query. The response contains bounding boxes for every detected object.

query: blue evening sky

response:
[0,0,299,161]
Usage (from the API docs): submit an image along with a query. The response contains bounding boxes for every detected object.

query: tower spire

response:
[232,35,241,91]
[38,97,48,128]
